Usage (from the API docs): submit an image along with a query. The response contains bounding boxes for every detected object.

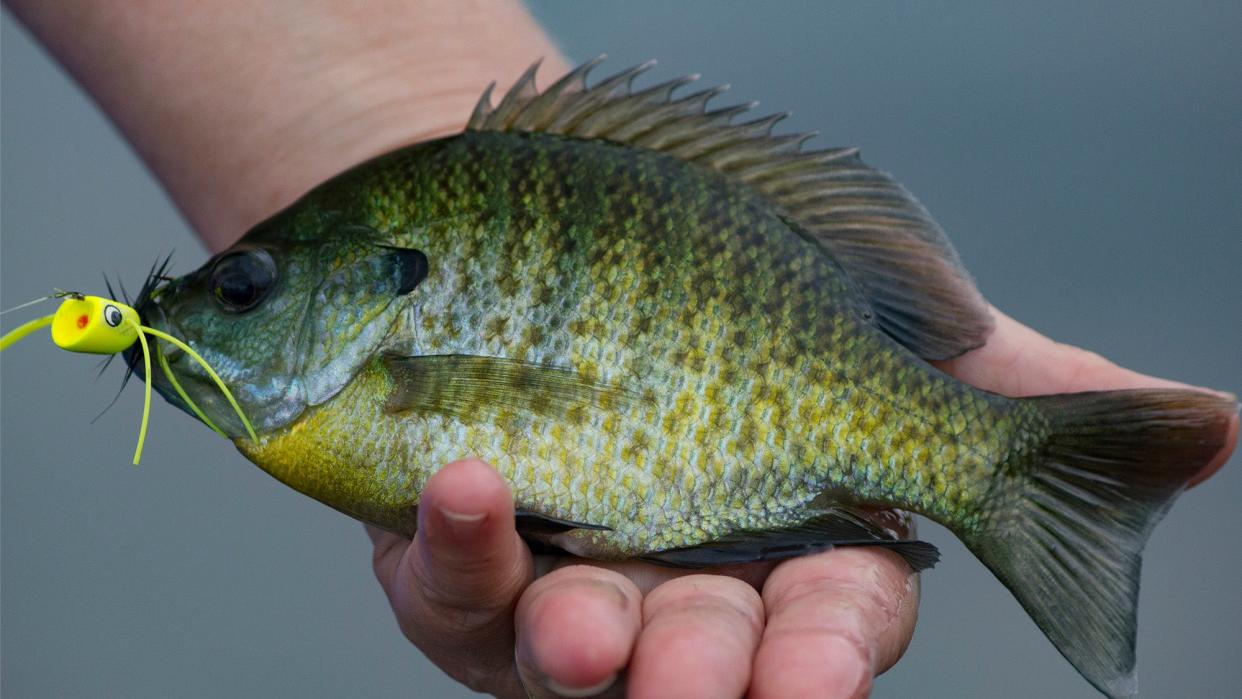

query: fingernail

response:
[545,672,618,698]
[438,506,487,537]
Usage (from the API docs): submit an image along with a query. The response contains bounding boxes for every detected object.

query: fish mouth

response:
[122,259,222,430]
[123,300,187,411]
[121,254,179,379]
[126,294,268,439]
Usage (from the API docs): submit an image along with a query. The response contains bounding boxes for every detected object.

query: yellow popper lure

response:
[0,293,257,464]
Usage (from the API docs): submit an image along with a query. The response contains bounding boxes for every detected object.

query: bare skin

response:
[9,2,1236,697]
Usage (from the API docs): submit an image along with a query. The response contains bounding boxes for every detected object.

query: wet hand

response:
[367,459,918,698]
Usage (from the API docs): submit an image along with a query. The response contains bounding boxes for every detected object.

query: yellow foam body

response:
[51,296,140,354]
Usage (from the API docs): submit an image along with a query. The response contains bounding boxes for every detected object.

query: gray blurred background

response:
[3,2,1239,697]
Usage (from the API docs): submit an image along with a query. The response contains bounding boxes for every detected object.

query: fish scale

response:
[137,61,1237,697]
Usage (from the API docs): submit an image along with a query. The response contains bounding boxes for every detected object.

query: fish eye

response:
[103,304,123,327]
[210,248,277,313]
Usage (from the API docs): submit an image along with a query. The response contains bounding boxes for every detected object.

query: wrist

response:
[9,0,567,251]
[210,5,570,252]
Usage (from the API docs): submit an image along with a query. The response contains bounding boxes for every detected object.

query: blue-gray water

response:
[3,2,1239,697]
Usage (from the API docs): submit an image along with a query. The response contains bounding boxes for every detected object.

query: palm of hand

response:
[367,309,1237,698]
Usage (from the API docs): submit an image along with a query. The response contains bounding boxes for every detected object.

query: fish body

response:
[236,129,1007,553]
[135,61,1235,697]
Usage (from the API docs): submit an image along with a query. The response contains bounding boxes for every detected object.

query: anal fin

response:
[641,509,939,572]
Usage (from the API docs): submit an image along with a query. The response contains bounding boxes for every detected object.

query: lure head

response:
[51,295,140,354]
[131,209,428,437]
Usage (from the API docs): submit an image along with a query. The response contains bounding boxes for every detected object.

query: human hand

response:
[367,308,1236,699]
[367,459,917,699]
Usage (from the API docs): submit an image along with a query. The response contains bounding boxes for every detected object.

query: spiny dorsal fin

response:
[469,58,994,360]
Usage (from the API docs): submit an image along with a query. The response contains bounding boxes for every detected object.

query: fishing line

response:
[0,294,257,464]
[0,290,88,317]
[1,296,54,316]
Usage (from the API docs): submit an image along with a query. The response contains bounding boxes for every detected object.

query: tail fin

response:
[965,389,1236,698]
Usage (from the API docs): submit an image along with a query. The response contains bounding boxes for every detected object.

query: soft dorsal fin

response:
[468,58,994,360]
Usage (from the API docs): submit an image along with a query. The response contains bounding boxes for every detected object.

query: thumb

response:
[412,458,530,601]
[381,459,533,693]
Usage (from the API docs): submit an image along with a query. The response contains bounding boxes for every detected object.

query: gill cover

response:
[142,221,429,434]
[293,234,430,407]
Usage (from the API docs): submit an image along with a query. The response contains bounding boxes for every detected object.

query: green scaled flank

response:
[136,59,1237,698]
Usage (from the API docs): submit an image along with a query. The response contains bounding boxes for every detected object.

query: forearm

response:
[7,0,567,251]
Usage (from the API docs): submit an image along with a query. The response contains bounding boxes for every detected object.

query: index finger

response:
[749,547,920,699]
[935,307,1193,396]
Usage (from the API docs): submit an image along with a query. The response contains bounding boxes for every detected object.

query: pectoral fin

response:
[641,509,939,572]
[383,354,633,421]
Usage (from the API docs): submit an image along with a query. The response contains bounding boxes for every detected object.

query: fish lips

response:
[124,301,248,437]
[123,302,194,418]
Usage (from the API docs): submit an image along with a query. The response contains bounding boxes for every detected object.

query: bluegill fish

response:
[130,60,1236,697]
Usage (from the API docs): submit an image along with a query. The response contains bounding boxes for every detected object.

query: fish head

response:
[130,213,427,437]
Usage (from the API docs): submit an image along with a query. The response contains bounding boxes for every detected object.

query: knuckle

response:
[414,576,516,636]
[525,566,637,613]
[415,538,529,608]
[644,574,764,631]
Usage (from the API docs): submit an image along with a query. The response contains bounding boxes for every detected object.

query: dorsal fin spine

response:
[491,60,542,130]
[531,56,601,113]
[469,82,497,127]
[543,60,656,134]
[581,75,703,140]
[623,87,729,150]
